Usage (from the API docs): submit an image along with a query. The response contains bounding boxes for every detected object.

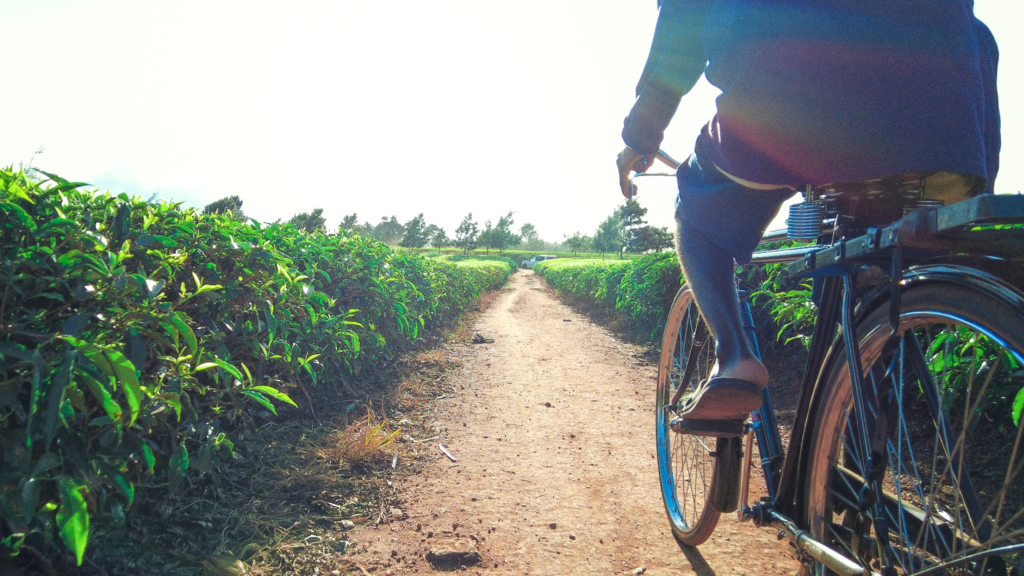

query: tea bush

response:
[534,253,681,339]
[0,168,512,565]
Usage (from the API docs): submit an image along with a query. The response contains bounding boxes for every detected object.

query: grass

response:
[317,405,401,467]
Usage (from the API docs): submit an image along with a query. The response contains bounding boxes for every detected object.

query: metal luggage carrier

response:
[787,193,1024,279]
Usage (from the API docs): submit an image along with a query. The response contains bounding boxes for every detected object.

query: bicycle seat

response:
[790,172,982,238]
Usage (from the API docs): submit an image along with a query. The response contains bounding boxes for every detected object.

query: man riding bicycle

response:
[617,0,1000,423]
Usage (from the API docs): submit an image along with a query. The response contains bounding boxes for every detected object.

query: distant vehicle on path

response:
[521,255,558,269]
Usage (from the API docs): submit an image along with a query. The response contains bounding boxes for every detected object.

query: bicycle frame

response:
[743,245,831,513]
[741,208,1024,575]
[644,150,1024,575]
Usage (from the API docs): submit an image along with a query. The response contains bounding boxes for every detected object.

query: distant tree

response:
[288,208,326,233]
[478,220,497,254]
[592,214,624,257]
[430,227,449,251]
[203,195,246,220]
[493,211,521,253]
[339,213,359,231]
[372,216,404,245]
[400,213,431,248]
[564,231,591,256]
[618,199,649,257]
[454,213,479,254]
[424,223,440,241]
[354,220,375,236]
[520,223,545,250]
[619,199,648,229]
[628,225,674,253]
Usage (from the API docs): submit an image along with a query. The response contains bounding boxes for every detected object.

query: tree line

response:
[202,196,673,256]
[563,200,673,256]
[202,197,551,253]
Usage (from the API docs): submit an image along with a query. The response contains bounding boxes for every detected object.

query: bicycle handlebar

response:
[627,149,829,254]
[627,149,683,201]
[652,149,682,170]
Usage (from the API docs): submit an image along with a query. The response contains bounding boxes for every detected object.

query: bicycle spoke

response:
[658,289,723,546]
[809,286,1024,576]
[987,423,1024,542]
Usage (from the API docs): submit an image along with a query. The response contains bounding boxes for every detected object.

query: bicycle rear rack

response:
[787,194,1024,279]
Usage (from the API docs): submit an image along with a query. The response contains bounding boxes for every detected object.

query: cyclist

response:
[617,0,1000,422]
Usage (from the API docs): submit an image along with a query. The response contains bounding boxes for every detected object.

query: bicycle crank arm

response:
[753,505,877,576]
[736,425,754,521]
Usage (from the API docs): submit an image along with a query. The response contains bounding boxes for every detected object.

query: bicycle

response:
[633,153,1024,575]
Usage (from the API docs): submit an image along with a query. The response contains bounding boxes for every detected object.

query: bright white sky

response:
[3,1,1021,242]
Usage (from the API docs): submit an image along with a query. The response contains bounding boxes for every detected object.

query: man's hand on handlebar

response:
[617,146,653,199]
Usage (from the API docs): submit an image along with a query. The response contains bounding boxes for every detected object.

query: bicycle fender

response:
[857,259,1024,322]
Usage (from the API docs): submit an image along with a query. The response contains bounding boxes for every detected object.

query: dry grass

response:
[317,405,400,467]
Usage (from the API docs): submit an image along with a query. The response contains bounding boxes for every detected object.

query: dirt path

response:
[354,271,801,576]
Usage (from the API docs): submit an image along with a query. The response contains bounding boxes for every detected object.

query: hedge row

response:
[412,248,642,262]
[534,252,682,339]
[0,168,513,565]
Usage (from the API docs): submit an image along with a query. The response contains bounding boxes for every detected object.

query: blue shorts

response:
[674,139,795,265]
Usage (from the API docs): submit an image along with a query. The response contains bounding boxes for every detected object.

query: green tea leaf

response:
[249,385,298,408]
[98,462,134,504]
[1013,387,1024,427]
[194,283,223,295]
[155,392,182,420]
[105,348,142,425]
[25,350,45,448]
[169,313,197,354]
[140,443,155,474]
[264,308,277,346]
[214,357,243,381]
[78,371,122,422]
[62,337,115,380]
[5,180,34,203]
[169,444,189,494]
[65,384,87,414]
[159,320,179,348]
[242,390,277,415]
[31,452,63,476]
[0,201,36,230]
[56,479,89,565]
[21,478,41,524]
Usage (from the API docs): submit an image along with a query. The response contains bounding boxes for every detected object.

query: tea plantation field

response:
[533,253,682,340]
[0,167,515,566]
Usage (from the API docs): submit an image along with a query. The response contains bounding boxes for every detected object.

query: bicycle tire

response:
[803,280,1024,575]
[657,286,723,546]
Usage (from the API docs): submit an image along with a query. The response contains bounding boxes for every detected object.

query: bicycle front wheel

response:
[804,280,1024,575]
[657,286,722,546]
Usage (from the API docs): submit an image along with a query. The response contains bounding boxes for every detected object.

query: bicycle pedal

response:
[670,417,744,438]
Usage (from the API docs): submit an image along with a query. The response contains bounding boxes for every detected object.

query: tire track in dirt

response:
[354,270,800,576]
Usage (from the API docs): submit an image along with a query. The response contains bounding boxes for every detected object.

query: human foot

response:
[679,377,763,420]
[717,357,768,390]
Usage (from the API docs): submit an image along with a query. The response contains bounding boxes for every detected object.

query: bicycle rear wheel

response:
[657,286,723,546]
[803,280,1024,575]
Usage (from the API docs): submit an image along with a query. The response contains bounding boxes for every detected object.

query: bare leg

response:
[675,216,768,389]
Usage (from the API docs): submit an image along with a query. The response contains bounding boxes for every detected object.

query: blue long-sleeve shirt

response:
[623,0,1000,192]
